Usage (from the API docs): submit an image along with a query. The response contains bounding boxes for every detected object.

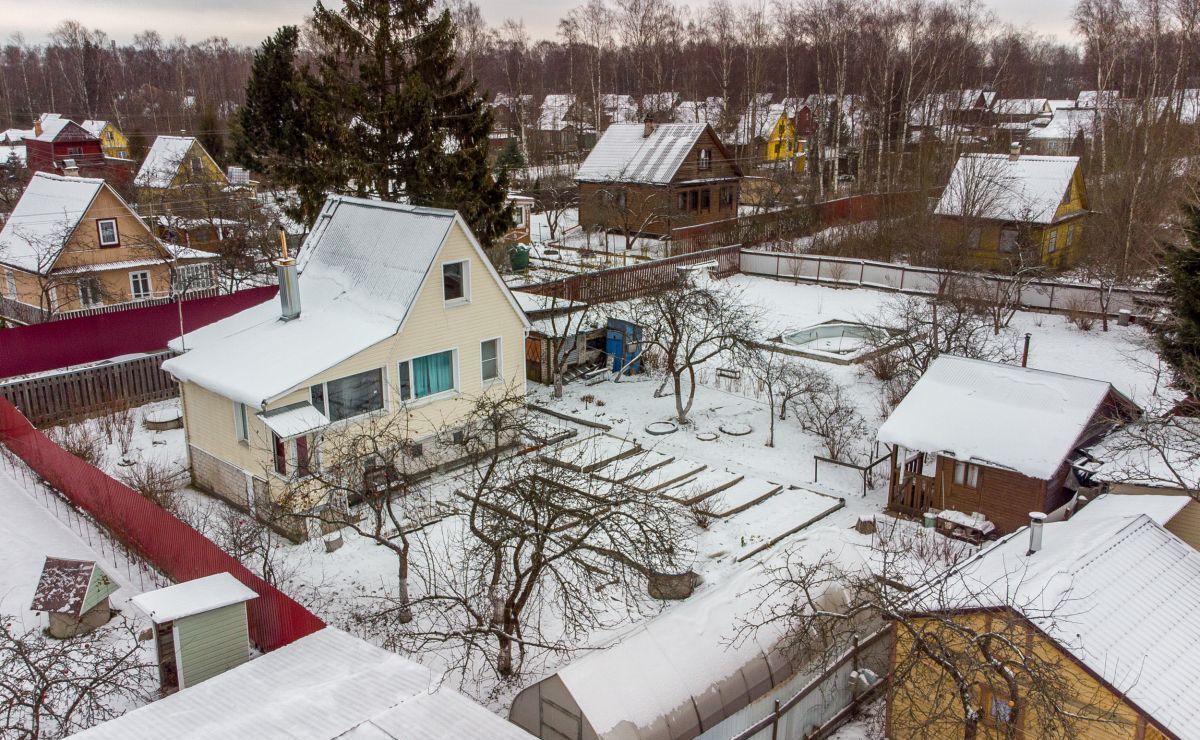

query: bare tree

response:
[0,616,154,739]
[632,278,760,423]
[530,176,579,243]
[792,369,869,462]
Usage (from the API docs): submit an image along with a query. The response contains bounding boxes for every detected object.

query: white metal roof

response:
[136,135,224,188]
[0,172,106,273]
[918,510,1200,738]
[33,117,75,142]
[934,152,1080,224]
[73,627,534,739]
[257,403,330,439]
[131,573,257,623]
[877,355,1121,480]
[576,122,709,184]
[163,196,528,407]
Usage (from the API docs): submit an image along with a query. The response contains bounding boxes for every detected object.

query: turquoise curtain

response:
[413,351,453,398]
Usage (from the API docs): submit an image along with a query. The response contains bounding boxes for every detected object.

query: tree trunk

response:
[396,551,413,623]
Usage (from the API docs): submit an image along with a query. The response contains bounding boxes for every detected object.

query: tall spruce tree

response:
[1157,201,1200,397]
[292,0,512,245]
[233,26,330,227]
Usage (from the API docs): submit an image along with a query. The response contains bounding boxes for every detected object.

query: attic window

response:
[443,261,469,303]
[698,148,712,171]
[97,219,119,247]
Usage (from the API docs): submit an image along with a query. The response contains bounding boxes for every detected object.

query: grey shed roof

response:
[576,123,713,184]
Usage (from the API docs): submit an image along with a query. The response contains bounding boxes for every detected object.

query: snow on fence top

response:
[131,572,257,623]
[576,122,709,185]
[73,627,535,739]
[914,507,1200,739]
[877,355,1129,480]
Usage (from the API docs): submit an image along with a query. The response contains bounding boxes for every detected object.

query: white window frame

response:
[1047,228,1058,253]
[96,218,119,247]
[129,270,152,300]
[480,337,502,383]
[233,402,249,444]
[397,348,460,405]
[309,367,389,425]
[442,260,470,305]
[698,148,712,170]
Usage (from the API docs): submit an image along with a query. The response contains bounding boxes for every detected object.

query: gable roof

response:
[674,98,724,125]
[538,94,581,131]
[877,355,1131,480]
[732,103,789,145]
[162,196,529,407]
[30,557,118,615]
[73,627,534,740]
[136,135,225,188]
[33,117,82,143]
[1026,107,1096,143]
[993,98,1050,116]
[0,172,144,274]
[934,152,1081,224]
[80,120,111,138]
[576,123,738,184]
[917,510,1200,739]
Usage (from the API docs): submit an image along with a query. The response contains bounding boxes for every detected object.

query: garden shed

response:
[131,572,257,691]
[30,557,119,638]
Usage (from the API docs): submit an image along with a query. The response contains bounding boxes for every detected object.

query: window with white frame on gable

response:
[698,148,711,170]
[443,261,468,302]
[96,218,119,247]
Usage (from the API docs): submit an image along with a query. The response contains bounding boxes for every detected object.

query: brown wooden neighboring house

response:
[877,355,1139,535]
[575,119,743,237]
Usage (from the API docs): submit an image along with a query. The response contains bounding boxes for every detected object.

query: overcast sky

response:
[0,0,1079,47]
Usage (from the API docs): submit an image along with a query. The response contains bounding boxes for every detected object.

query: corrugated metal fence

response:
[0,397,325,652]
[740,250,1165,317]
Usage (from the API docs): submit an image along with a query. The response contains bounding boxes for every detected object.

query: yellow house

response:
[889,505,1199,739]
[935,147,1088,269]
[161,196,530,525]
[734,103,803,170]
[135,135,228,190]
[81,120,130,159]
[0,172,215,321]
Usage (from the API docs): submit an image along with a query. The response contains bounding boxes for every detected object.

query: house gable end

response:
[670,126,743,183]
[48,183,167,273]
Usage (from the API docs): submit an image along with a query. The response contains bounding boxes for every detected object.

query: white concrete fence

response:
[740,250,1165,318]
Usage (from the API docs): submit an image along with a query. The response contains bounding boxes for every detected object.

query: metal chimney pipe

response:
[1021,333,1031,367]
[1026,512,1046,555]
[276,229,300,321]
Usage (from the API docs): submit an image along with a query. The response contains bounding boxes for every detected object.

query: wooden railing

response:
[891,473,937,516]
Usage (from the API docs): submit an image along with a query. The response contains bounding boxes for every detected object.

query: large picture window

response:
[310,368,384,422]
[399,350,456,401]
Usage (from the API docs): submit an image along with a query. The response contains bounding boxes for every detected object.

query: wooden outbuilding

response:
[131,572,257,692]
[30,557,119,638]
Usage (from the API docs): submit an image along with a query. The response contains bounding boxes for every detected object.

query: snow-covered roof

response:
[641,91,680,113]
[993,98,1049,116]
[1076,89,1119,109]
[136,135,224,188]
[1071,492,1191,525]
[601,94,639,124]
[877,355,1125,480]
[33,117,76,142]
[538,94,579,131]
[163,196,527,407]
[80,119,109,138]
[30,557,116,615]
[493,93,533,109]
[0,172,107,273]
[1086,418,1200,489]
[674,98,723,125]
[1026,107,1096,142]
[257,403,330,439]
[73,627,534,740]
[576,123,714,184]
[917,510,1200,739]
[1,128,33,145]
[732,103,788,145]
[131,573,257,622]
[957,89,996,110]
[934,152,1080,224]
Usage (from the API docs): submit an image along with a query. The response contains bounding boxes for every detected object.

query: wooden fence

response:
[517,245,742,304]
[668,191,927,256]
[740,250,1167,318]
[1,351,177,427]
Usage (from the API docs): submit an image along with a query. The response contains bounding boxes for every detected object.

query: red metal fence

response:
[518,245,742,303]
[0,286,278,379]
[0,397,325,651]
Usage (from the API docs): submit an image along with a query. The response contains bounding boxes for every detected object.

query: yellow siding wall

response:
[98,124,130,159]
[764,114,799,162]
[166,141,225,189]
[178,220,527,505]
[889,611,1164,739]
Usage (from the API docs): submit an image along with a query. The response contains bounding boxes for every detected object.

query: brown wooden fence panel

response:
[0,351,178,427]
[519,245,742,304]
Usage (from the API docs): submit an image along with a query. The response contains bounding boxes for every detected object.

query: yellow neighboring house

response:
[935,147,1089,269]
[161,196,530,525]
[734,102,802,170]
[81,120,130,159]
[0,172,215,321]
[135,135,228,190]
[889,498,1199,739]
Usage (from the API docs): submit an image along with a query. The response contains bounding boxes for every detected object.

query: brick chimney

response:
[1009,141,1022,161]
[643,115,656,138]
